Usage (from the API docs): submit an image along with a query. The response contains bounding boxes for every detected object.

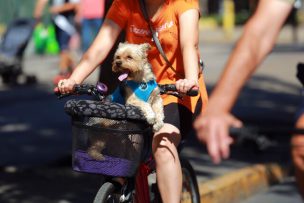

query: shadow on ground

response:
[0,84,71,166]
[0,166,103,203]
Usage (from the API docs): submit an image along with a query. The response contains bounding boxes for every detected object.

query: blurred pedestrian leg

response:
[78,0,105,52]
[81,18,103,52]
[34,0,80,85]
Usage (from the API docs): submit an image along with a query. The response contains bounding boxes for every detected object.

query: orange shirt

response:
[106,0,208,113]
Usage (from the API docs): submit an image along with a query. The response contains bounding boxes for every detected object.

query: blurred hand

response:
[176,79,198,94]
[57,78,76,94]
[194,109,242,164]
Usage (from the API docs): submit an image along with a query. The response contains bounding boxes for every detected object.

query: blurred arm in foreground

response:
[194,0,293,164]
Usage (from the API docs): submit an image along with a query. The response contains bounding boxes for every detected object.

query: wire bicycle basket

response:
[65,99,151,177]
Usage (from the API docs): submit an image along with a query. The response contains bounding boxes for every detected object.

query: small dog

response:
[87,43,164,161]
[112,42,164,132]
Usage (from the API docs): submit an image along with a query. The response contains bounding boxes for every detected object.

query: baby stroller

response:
[0,18,37,85]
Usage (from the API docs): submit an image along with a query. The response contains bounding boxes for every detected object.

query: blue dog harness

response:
[111,80,158,104]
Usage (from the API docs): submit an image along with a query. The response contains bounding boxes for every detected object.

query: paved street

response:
[242,177,303,203]
[0,26,303,202]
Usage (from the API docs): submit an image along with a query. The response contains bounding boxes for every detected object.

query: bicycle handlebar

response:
[229,126,304,150]
[54,83,199,99]
[158,84,199,97]
[54,84,106,100]
[229,127,277,150]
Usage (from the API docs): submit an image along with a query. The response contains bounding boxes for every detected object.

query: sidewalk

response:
[199,164,287,203]
[183,146,290,203]
[0,27,302,202]
[199,22,304,45]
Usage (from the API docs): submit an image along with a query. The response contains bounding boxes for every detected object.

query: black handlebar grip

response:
[186,88,199,96]
[162,84,177,91]
[53,87,69,98]
[73,84,81,91]
[229,127,240,136]
[54,85,77,98]
[159,84,199,97]
[229,127,253,137]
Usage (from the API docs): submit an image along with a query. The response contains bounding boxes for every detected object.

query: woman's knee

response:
[152,124,181,163]
[153,142,177,164]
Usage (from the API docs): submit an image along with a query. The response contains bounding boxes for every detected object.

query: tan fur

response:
[87,43,164,160]
[87,119,114,161]
[87,140,105,160]
[112,42,164,132]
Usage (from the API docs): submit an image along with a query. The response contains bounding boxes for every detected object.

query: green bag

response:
[33,23,48,54]
[33,23,59,55]
[45,24,59,55]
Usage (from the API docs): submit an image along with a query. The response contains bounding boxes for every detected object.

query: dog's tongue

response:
[118,72,129,81]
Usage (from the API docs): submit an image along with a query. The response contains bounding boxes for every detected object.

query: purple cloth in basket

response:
[73,150,137,177]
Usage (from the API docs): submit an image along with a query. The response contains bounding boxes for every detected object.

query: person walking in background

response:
[34,0,79,85]
[76,0,105,52]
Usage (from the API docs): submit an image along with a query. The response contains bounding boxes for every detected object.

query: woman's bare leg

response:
[59,50,74,73]
[153,123,182,203]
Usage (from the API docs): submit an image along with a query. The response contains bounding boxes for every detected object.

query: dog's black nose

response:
[116,61,122,67]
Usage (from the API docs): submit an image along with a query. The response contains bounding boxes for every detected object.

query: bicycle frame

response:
[133,142,199,203]
[135,163,153,203]
[121,129,157,203]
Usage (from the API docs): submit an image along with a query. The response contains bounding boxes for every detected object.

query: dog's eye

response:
[116,56,120,59]
[127,55,133,60]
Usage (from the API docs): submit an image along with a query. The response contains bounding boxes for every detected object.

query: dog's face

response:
[112,42,151,81]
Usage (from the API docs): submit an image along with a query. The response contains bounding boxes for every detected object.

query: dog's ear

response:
[141,43,151,52]
[118,42,126,48]
[118,42,123,48]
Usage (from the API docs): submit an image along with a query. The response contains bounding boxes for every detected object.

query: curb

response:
[198,163,288,203]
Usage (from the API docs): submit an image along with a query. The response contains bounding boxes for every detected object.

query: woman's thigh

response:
[163,100,202,138]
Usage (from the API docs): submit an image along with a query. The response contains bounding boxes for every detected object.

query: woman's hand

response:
[57,78,77,94]
[175,79,198,94]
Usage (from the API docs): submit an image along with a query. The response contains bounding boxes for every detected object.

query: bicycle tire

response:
[181,158,201,203]
[93,182,119,203]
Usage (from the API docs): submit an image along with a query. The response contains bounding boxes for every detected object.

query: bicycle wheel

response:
[181,158,200,203]
[93,182,119,203]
